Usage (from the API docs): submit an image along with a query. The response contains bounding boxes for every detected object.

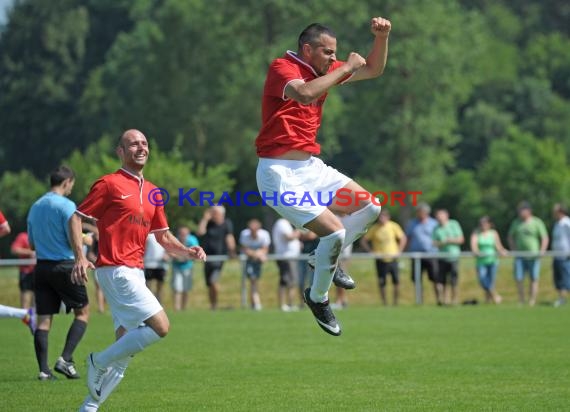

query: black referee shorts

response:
[34,260,89,315]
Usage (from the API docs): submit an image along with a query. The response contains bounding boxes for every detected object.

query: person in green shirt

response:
[433,209,464,305]
[508,201,549,306]
[470,216,508,304]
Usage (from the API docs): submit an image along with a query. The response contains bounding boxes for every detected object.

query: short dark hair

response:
[50,165,75,187]
[298,23,336,50]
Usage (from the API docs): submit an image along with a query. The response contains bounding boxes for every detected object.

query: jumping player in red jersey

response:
[69,129,206,411]
[256,17,391,336]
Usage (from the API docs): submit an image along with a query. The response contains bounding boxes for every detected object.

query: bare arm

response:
[155,230,206,261]
[540,235,549,253]
[226,234,237,258]
[346,17,391,82]
[0,222,11,238]
[285,57,362,105]
[196,211,210,236]
[470,233,479,254]
[69,213,95,285]
[398,233,408,253]
[359,236,371,252]
[494,231,508,255]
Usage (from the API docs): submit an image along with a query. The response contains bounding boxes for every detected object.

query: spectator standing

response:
[552,204,570,307]
[405,203,441,304]
[433,209,464,305]
[27,166,89,380]
[170,226,200,311]
[361,209,407,306]
[272,218,302,311]
[11,232,36,309]
[508,201,549,306]
[470,216,508,304]
[239,219,271,310]
[197,206,237,310]
[144,233,169,303]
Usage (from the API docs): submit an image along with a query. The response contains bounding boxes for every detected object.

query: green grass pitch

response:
[0,304,568,411]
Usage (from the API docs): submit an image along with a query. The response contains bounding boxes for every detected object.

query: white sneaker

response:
[86,354,108,401]
[281,304,292,312]
[553,298,566,307]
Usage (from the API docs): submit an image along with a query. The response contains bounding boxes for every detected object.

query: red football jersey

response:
[76,169,169,269]
[255,51,348,157]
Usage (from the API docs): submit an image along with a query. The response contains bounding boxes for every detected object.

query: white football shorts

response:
[256,156,351,228]
[96,266,163,331]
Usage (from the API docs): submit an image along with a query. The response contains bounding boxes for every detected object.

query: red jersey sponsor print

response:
[256,51,348,158]
[76,169,169,269]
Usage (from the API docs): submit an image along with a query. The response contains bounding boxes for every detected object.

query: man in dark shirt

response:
[197,206,236,310]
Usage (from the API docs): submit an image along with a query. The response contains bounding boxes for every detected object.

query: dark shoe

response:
[332,266,356,289]
[303,288,341,336]
[54,357,80,379]
[308,251,356,290]
[38,371,57,381]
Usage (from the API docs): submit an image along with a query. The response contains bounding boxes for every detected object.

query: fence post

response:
[414,255,422,305]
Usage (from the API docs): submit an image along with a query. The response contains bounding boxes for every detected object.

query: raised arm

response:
[346,17,391,83]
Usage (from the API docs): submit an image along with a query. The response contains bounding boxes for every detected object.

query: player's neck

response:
[122,165,144,178]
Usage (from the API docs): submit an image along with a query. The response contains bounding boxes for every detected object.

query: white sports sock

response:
[339,201,381,248]
[94,326,160,368]
[310,229,346,303]
[0,304,27,319]
[78,357,132,411]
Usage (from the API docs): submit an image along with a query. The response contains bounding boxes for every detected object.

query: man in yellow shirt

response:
[361,210,407,305]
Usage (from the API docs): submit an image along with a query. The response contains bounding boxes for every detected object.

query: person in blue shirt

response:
[170,226,200,311]
[27,166,90,380]
[405,203,442,305]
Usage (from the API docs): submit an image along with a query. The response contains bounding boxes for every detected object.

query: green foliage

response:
[0,169,45,235]
[478,127,570,234]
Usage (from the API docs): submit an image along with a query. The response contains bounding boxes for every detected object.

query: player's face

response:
[119,133,149,170]
[308,34,337,76]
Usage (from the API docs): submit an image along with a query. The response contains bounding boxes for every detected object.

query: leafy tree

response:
[478,127,570,235]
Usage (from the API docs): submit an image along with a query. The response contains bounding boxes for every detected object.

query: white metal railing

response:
[1,251,567,305]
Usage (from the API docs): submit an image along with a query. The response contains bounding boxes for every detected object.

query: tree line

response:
[0,0,568,255]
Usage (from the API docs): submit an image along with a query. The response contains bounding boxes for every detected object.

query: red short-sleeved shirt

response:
[76,169,169,269]
[0,211,7,227]
[255,51,348,157]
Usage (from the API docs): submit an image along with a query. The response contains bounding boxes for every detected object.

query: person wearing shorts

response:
[170,226,200,311]
[405,203,441,305]
[255,17,391,335]
[69,129,206,411]
[239,219,271,310]
[144,233,169,303]
[361,210,407,306]
[508,201,549,306]
[197,206,236,310]
[11,231,36,309]
[272,218,302,311]
[433,209,464,305]
[27,166,89,381]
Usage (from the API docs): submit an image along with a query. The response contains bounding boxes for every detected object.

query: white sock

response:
[78,357,131,411]
[339,202,381,248]
[310,229,346,303]
[0,304,27,319]
[94,326,160,368]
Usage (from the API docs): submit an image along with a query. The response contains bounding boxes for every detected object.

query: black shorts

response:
[204,262,224,287]
[411,258,439,283]
[437,260,458,286]
[144,268,166,282]
[19,271,35,292]
[276,260,298,287]
[375,260,399,287]
[34,260,89,315]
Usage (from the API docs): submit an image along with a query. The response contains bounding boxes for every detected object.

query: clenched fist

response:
[346,52,366,73]
[371,17,391,37]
